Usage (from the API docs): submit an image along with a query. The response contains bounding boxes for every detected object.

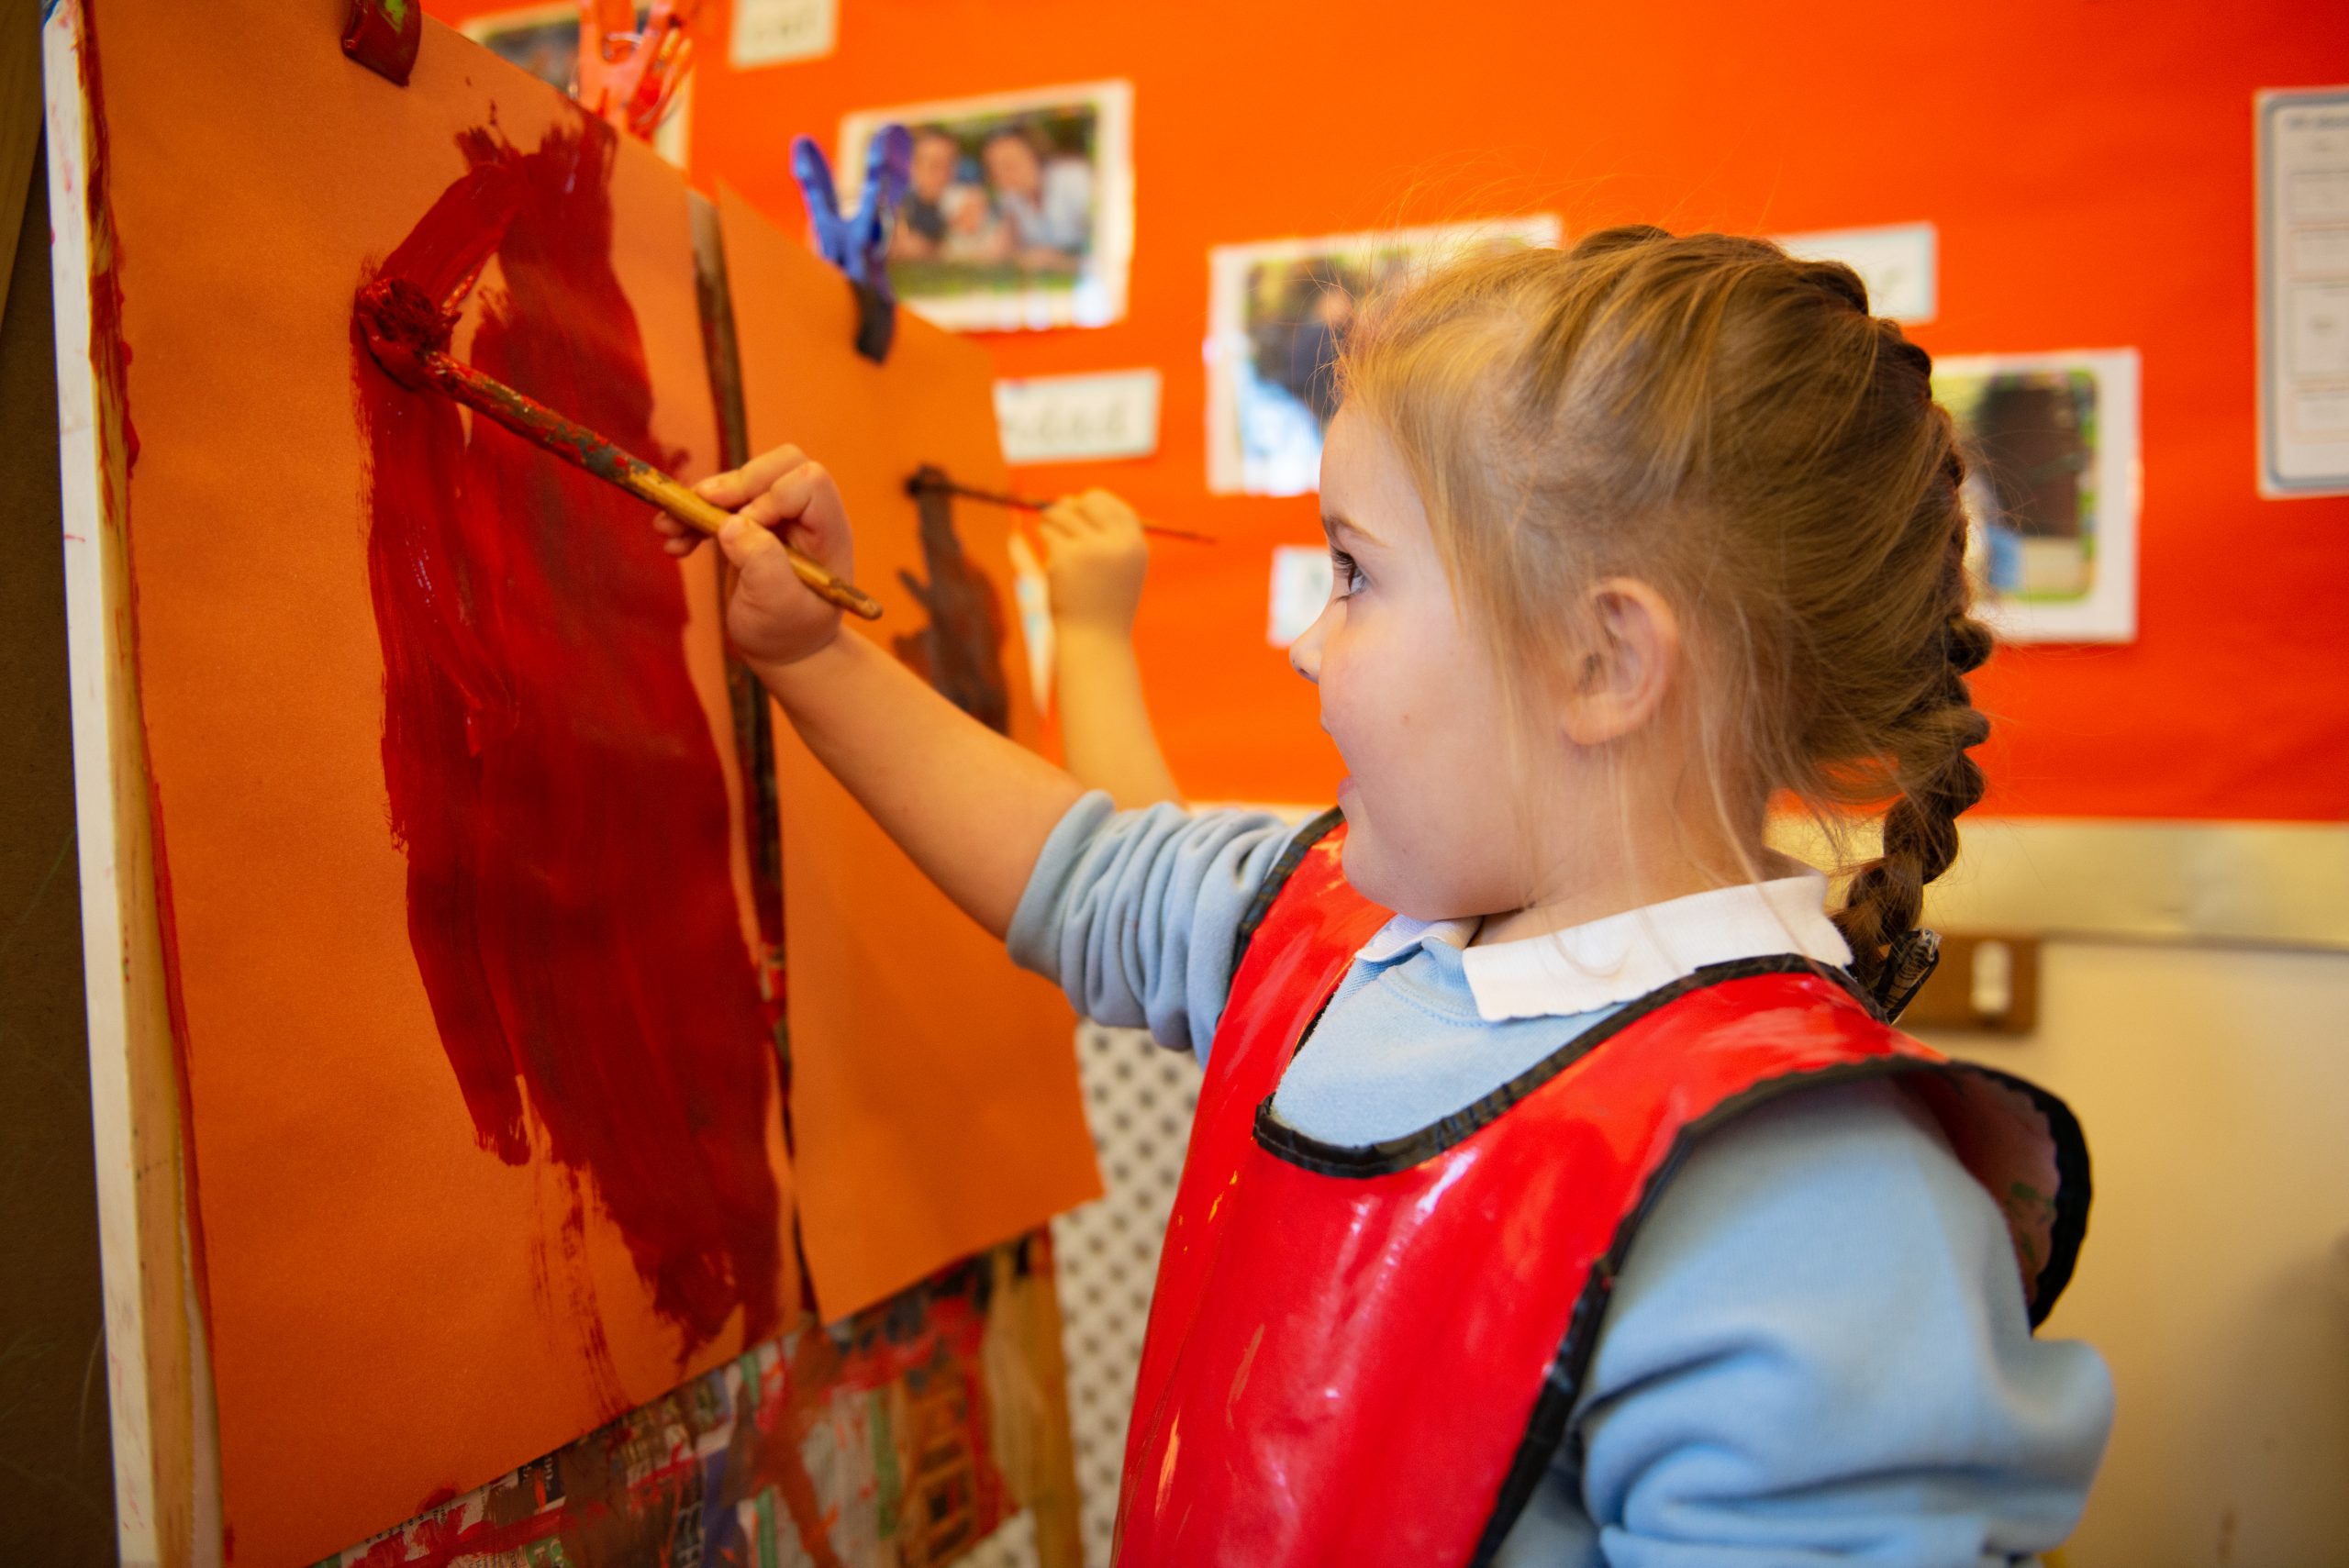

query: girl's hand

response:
[662,445,853,668]
[1039,489,1149,635]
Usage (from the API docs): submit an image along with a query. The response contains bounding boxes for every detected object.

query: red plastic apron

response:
[1115,814,2088,1567]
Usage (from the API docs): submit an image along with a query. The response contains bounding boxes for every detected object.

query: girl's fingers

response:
[1075,488,1143,537]
[651,508,706,551]
[696,443,807,509]
[715,513,792,580]
[734,460,852,570]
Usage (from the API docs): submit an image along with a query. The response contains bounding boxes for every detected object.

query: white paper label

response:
[730,0,836,68]
[2258,86,2349,496]
[993,370,1162,466]
[1267,546,1333,649]
[1775,221,1937,323]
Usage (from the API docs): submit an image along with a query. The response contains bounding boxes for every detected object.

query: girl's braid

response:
[1832,331,1994,997]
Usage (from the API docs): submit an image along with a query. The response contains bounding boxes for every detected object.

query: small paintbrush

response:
[355,276,884,620]
[905,470,1218,544]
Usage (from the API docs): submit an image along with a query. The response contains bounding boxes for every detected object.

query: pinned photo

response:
[1207,217,1562,495]
[1935,349,2142,644]
[841,80,1134,332]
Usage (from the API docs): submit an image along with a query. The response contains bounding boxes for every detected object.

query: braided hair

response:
[1830,413,1996,992]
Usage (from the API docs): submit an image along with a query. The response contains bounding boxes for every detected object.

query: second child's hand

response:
[1038,490,1182,807]
[657,448,1085,940]
[1038,489,1150,635]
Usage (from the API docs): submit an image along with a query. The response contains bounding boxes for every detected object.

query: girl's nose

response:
[1288,603,1330,685]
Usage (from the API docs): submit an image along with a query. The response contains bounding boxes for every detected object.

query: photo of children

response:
[841,81,1133,332]
[1206,218,1562,495]
[1935,349,2142,643]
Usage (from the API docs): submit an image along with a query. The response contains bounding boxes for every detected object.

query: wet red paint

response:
[353,113,781,1354]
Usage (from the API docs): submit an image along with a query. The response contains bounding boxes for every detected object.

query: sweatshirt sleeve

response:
[1495,1078,2114,1568]
[1004,792,1308,1060]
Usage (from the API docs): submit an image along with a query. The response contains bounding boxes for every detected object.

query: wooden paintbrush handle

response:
[628,468,884,621]
[425,350,885,622]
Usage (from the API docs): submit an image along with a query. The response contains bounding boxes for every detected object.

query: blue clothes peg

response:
[792,126,913,361]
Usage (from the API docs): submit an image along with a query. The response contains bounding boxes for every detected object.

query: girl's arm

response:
[674,448,1083,940]
[671,448,1303,1051]
[1039,490,1183,807]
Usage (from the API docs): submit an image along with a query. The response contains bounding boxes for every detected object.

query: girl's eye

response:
[1330,549,1365,598]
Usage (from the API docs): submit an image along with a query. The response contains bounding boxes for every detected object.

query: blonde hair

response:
[1337,226,1991,990]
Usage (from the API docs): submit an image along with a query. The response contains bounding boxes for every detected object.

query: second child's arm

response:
[670,447,1084,940]
[1040,491,1183,807]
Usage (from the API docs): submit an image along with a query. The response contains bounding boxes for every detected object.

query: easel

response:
[39,5,219,1562]
[2,6,126,1562]
[35,6,1085,1564]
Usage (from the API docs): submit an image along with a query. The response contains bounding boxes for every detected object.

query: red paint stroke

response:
[73,0,139,487]
[353,113,780,1354]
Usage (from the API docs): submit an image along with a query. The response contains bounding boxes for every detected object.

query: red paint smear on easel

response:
[353,112,780,1354]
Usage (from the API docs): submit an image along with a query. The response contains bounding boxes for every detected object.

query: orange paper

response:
[92,4,793,1562]
[718,187,1103,1319]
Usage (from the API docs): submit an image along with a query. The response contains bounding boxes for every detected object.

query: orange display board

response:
[432,0,2349,821]
[92,6,782,1562]
[718,189,1103,1319]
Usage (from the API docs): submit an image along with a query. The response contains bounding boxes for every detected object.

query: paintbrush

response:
[355,277,884,621]
[905,470,1219,544]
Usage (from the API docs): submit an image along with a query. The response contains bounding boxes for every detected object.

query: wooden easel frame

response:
[41,4,219,1563]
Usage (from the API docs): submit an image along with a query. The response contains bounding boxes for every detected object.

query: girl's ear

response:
[1561,578,1679,746]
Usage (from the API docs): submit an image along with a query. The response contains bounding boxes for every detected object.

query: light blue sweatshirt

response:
[1008,795,2113,1567]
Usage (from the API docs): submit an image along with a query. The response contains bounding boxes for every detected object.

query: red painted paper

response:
[356,122,783,1352]
[95,6,788,1558]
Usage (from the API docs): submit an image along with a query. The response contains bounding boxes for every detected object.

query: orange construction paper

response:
[92,3,793,1562]
[718,187,1103,1320]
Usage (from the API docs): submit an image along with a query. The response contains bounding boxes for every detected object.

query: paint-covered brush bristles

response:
[354,277,455,394]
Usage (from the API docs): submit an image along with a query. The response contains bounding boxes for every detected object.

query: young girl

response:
[662,228,2113,1566]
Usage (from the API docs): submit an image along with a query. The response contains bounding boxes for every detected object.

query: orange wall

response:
[429,0,2349,819]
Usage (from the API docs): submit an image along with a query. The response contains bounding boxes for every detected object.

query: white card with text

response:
[995,369,1162,465]
[730,0,836,68]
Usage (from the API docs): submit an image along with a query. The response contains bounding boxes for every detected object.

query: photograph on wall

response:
[840,80,1134,332]
[1207,217,1563,495]
[1934,349,2142,643]
[459,5,692,167]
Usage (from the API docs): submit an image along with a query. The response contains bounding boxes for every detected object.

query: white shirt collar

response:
[1354,875,1854,1023]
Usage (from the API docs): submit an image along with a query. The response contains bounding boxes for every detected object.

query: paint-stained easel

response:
[45,5,1087,1564]
[42,4,221,1563]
